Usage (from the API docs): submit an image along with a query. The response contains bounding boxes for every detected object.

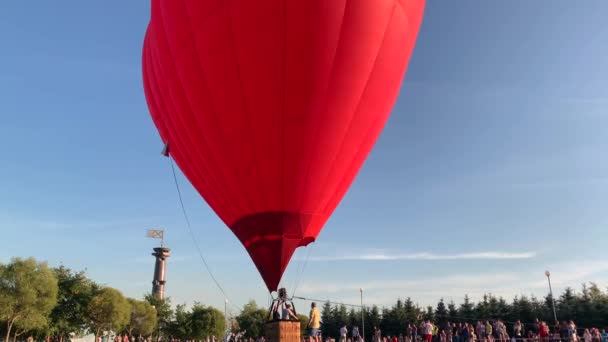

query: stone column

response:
[151,247,170,300]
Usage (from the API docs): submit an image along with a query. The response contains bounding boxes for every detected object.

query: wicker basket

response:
[265,320,301,342]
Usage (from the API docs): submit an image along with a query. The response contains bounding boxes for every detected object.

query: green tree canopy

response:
[86,287,131,338]
[0,257,58,342]
[127,299,157,337]
[297,314,309,337]
[458,295,475,319]
[189,303,225,339]
[49,266,99,341]
[447,300,458,319]
[11,310,48,342]
[144,294,173,338]
[435,299,448,327]
[235,301,267,339]
[165,304,189,340]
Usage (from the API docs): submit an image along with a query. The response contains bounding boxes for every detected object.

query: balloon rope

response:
[291,243,315,298]
[289,253,305,295]
[169,157,241,312]
[292,295,362,308]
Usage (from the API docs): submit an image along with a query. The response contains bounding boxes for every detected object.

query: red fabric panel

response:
[143,0,426,292]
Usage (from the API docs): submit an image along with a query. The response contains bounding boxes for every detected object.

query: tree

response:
[297,314,309,337]
[0,257,59,342]
[557,287,576,319]
[495,297,510,320]
[49,266,99,342]
[165,304,190,340]
[379,307,391,336]
[586,283,608,328]
[458,295,474,320]
[11,311,47,342]
[587,282,604,301]
[368,306,381,334]
[321,302,337,339]
[126,299,157,337]
[336,305,349,328]
[403,298,418,322]
[487,295,500,319]
[424,306,435,322]
[86,287,131,339]
[435,299,448,327]
[476,295,490,319]
[447,301,458,320]
[348,308,358,328]
[235,301,267,339]
[383,300,407,336]
[515,295,534,323]
[144,294,173,338]
[529,296,546,322]
[189,303,225,339]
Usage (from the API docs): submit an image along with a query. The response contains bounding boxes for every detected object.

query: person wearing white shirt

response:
[340,325,348,342]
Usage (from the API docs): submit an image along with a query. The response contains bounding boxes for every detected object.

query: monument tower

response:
[147,229,170,300]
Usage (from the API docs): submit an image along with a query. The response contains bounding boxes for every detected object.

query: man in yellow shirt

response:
[308,302,321,342]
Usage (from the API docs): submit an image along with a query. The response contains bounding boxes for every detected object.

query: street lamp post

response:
[545,270,558,324]
[225,298,229,339]
[360,288,365,342]
[151,305,160,342]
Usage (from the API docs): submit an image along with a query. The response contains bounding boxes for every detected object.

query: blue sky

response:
[1,0,607,316]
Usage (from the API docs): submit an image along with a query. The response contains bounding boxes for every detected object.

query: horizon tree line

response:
[2,256,607,341]
[318,284,608,340]
[0,257,226,342]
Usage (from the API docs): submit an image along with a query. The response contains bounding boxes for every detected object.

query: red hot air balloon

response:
[143,0,425,292]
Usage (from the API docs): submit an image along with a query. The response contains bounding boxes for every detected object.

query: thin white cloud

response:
[297,273,521,295]
[0,213,162,232]
[305,251,537,262]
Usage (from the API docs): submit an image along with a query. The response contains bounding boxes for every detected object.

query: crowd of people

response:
[308,319,608,342]
[138,318,607,342]
[162,301,608,342]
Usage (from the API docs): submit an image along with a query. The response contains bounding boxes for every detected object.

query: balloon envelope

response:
[142,0,425,292]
